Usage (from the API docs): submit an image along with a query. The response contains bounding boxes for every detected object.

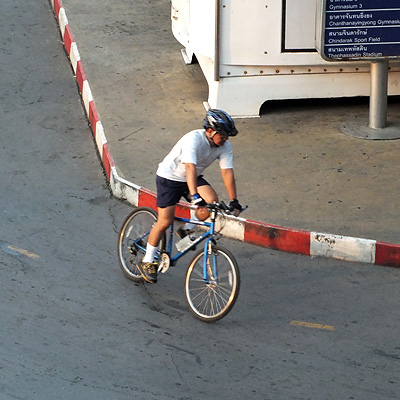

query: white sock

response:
[143,243,158,263]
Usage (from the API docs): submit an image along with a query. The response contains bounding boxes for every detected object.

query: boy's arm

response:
[185,163,198,196]
[221,168,237,201]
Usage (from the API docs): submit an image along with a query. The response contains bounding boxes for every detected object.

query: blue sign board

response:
[320,0,400,60]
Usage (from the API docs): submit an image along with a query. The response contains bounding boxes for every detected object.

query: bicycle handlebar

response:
[205,201,248,215]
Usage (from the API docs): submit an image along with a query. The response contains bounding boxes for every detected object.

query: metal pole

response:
[214,0,220,82]
[369,60,388,129]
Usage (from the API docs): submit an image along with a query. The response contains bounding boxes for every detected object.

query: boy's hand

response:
[192,193,207,207]
[229,199,243,216]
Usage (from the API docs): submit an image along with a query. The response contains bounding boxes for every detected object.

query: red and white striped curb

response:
[50,0,400,268]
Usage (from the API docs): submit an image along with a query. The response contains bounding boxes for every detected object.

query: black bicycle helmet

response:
[203,109,238,137]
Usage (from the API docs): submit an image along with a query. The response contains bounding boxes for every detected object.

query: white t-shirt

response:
[156,129,233,182]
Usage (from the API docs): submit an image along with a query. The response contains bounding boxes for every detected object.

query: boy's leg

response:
[137,205,175,284]
[191,184,218,222]
[183,184,218,230]
[197,184,218,203]
[148,205,176,248]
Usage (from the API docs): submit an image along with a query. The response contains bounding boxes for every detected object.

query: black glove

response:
[192,193,207,207]
[229,199,243,215]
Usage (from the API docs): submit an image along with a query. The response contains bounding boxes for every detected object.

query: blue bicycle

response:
[118,202,241,322]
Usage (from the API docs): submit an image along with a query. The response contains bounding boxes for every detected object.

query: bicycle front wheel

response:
[118,207,164,282]
[185,245,240,323]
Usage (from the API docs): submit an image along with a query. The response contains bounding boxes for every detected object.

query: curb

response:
[49,0,400,268]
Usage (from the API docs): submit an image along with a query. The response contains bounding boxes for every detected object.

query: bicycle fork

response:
[203,239,217,284]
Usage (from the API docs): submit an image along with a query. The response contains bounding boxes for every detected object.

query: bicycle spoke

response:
[209,285,231,302]
[118,208,164,283]
[185,246,240,322]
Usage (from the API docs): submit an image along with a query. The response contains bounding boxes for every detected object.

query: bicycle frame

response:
[167,213,219,283]
[133,208,220,282]
[167,217,212,260]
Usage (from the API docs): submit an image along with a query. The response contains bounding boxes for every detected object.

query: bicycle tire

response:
[185,245,240,323]
[118,207,165,283]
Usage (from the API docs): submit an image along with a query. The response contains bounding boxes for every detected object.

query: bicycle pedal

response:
[128,246,137,255]
[158,253,171,274]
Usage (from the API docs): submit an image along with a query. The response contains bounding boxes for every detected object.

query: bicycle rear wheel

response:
[118,207,165,282]
[185,245,240,323]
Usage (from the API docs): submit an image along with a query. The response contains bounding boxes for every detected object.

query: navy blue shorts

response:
[156,175,210,208]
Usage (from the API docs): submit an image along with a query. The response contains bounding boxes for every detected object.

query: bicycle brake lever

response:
[219,200,229,211]
[231,205,248,216]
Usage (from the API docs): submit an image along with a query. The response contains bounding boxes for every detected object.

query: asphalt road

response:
[0,1,399,399]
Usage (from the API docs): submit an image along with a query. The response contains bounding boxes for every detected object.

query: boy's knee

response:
[198,185,218,203]
[155,220,171,232]
[155,215,174,231]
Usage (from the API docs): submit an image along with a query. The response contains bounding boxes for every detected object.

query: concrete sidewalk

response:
[49,0,400,267]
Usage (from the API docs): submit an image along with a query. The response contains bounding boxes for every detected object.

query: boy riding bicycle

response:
[137,109,244,284]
